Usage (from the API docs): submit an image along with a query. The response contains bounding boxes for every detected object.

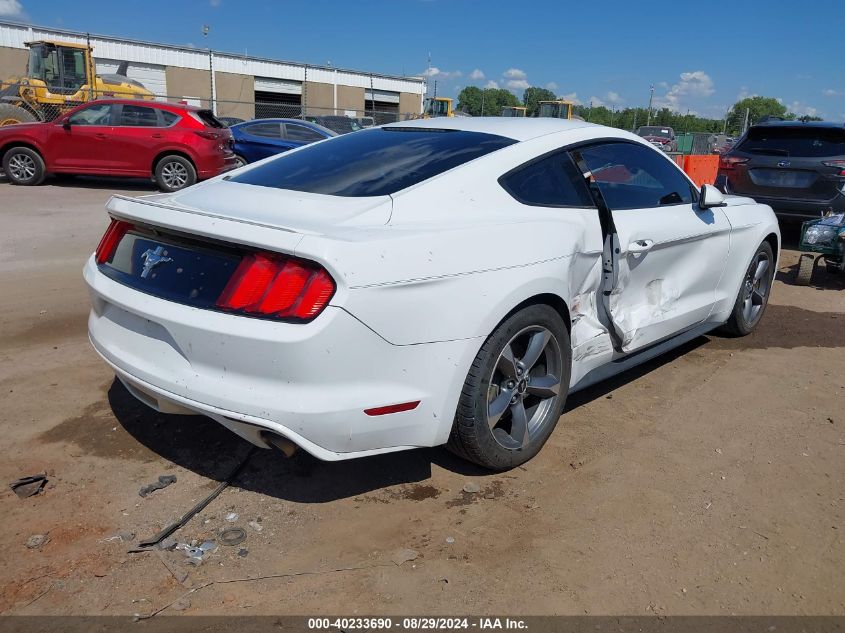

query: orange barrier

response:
[683,155,719,187]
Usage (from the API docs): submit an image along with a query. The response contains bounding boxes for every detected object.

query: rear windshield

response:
[637,126,672,138]
[195,110,224,128]
[739,126,845,158]
[229,127,516,197]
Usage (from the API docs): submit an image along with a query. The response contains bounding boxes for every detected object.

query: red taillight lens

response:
[194,130,220,140]
[719,155,749,170]
[95,219,132,264]
[216,252,335,321]
[822,160,845,176]
[364,401,421,416]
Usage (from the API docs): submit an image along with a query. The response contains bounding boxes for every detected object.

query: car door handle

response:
[151,133,163,139]
[95,133,108,140]
[628,239,654,253]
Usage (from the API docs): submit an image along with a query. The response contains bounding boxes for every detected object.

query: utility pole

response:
[481,89,485,116]
[202,25,216,115]
[742,107,750,135]
[646,84,654,125]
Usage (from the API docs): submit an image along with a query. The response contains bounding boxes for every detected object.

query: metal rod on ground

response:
[134,447,257,549]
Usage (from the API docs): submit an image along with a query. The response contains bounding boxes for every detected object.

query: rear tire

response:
[447,304,571,470]
[795,254,815,286]
[0,103,36,127]
[2,146,46,186]
[154,155,196,192]
[721,241,775,336]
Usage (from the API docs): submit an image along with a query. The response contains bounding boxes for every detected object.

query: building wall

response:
[337,85,364,114]
[215,71,254,119]
[165,66,210,106]
[0,45,28,79]
[399,91,422,117]
[303,80,334,114]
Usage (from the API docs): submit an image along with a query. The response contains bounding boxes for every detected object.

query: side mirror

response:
[699,183,726,209]
[61,117,71,130]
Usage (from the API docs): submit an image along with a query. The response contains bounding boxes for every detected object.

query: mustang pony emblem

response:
[140,246,173,278]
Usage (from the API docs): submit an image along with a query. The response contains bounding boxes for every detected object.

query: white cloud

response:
[503,68,527,80]
[0,0,23,16]
[546,81,558,91]
[788,101,819,117]
[209,0,222,6]
[823,88,842,97]
[505,79,530,91]
[422,67,462,80]
[484,80,500,89]
[469,69,485,81]
[653,70,715,112]
[605,91,623,105]
[587,96,605,107]
[559,92,581,106]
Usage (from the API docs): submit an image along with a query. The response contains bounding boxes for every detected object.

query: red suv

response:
[0,100,237,191]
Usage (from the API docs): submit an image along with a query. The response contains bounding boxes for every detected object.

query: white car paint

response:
[84,117,780,461]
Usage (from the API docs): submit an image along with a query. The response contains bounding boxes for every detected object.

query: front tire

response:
[721,241,775,336]
[0,103,37,127]
[154,155,196,192]
[2,146,46,186]
[448,304,571,470]
[234,154,248,169]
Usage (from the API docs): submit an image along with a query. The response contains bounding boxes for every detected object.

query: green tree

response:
[726,96,789,134]
[456,86,483,116]
[523,86,558,116]
[456,86,519,116]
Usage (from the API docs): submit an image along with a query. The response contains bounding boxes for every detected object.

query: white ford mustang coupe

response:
[85,118,779,470]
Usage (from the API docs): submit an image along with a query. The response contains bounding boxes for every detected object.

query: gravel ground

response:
[0,176,842,617]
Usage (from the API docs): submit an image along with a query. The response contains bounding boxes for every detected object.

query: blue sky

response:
[2,0,843,119]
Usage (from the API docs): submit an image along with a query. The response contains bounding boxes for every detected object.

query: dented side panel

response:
[607,204,732,352]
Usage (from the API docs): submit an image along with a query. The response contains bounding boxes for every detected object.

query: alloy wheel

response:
[741,250,772,326]
[161,161,189,189]
[8,153,36,181]
[486,326,562,450]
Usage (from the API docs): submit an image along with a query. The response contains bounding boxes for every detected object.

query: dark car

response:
[230,118,336,165]
[304,115,363,135]
[0,99,236,191]
[218,116,245,127]
[635,125,678,152]
[716,121,845,220]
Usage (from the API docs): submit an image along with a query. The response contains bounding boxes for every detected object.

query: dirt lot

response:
[0,176,843,617]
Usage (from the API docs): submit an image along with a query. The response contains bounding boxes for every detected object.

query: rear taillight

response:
[822,160,845,176]
[216,252,335,321]
[194,130,220,140]
[719,155,749,170]
[95,219,132,264]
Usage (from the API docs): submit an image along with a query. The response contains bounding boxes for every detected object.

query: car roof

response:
[753,120,844,129]
[233,118,337,136]
[79,98,205,112]
[384,116,596,142]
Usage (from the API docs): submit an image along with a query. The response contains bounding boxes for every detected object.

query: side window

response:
[500,151,593,207]
[118,105,159,127]
[160,110,180,127]
[285,124,325,143]
[577,142,694,210]
[244,122,282,139]
[68,103,113,126]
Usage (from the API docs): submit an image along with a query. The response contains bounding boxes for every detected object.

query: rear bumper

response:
[197,154,239,180]
[716,174,845,220]
[84,256,480,460]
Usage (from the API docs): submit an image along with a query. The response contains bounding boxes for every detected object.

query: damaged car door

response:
[574,141,731,352]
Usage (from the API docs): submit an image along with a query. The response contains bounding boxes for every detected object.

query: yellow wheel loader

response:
[0,40,154,126]
[501,106,527,117]
[537,100,578,120]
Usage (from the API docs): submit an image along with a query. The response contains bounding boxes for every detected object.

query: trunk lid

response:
[123,178,393,236]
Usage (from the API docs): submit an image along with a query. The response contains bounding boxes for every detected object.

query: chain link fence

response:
[0,82,420,129]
